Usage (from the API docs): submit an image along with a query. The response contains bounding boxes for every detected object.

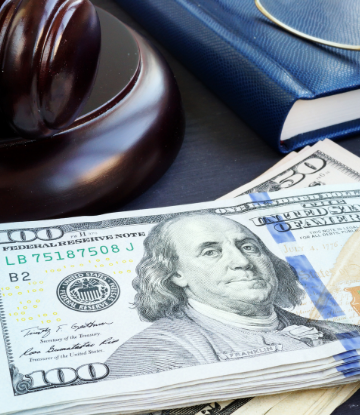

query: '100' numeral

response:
[24,363,109,390]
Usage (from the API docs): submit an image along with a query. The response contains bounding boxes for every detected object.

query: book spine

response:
[114,0,306,152]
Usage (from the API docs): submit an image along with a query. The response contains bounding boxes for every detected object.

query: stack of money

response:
[1,140,360,415]
[146,139,360,415]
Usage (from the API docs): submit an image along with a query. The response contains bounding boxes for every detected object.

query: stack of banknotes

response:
[145,139,360,415]
[2,139,360,415]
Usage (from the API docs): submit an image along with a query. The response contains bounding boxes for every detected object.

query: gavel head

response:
[0,0,101,139]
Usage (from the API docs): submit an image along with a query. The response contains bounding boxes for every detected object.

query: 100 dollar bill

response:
[2,184,360,414]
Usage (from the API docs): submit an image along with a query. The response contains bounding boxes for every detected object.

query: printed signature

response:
[21,321,113,339]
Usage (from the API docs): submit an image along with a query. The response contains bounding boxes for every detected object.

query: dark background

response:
[96,0,360,413]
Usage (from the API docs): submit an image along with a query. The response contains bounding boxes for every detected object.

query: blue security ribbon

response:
[336,331,360,351]
[285,255,344,320]
[334,350,360,361]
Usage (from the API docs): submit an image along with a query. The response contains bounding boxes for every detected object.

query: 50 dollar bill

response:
[221,139,360,199]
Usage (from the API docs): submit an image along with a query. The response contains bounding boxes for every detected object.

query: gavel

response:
[0,0,101,139]
[0,0,184,222]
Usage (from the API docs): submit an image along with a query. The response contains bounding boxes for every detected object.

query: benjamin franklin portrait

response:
[106,213,360,378]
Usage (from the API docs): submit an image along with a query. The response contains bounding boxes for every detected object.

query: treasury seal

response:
[57,271,120,312]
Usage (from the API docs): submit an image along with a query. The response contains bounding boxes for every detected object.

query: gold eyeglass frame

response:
[255,0,360,51]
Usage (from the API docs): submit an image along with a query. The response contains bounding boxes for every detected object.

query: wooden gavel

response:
[0,0,184,222]
[0,0,101,139]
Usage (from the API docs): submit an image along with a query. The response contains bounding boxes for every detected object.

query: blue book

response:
[114,0,360,153]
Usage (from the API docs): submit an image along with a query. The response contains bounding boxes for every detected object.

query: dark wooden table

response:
[96,1,360,413]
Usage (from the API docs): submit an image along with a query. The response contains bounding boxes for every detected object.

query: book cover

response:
[113,0,360,153]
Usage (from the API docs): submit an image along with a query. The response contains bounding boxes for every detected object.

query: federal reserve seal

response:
[57,271,120,312]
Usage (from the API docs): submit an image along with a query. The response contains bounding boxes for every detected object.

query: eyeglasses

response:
[255,0,360,51]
